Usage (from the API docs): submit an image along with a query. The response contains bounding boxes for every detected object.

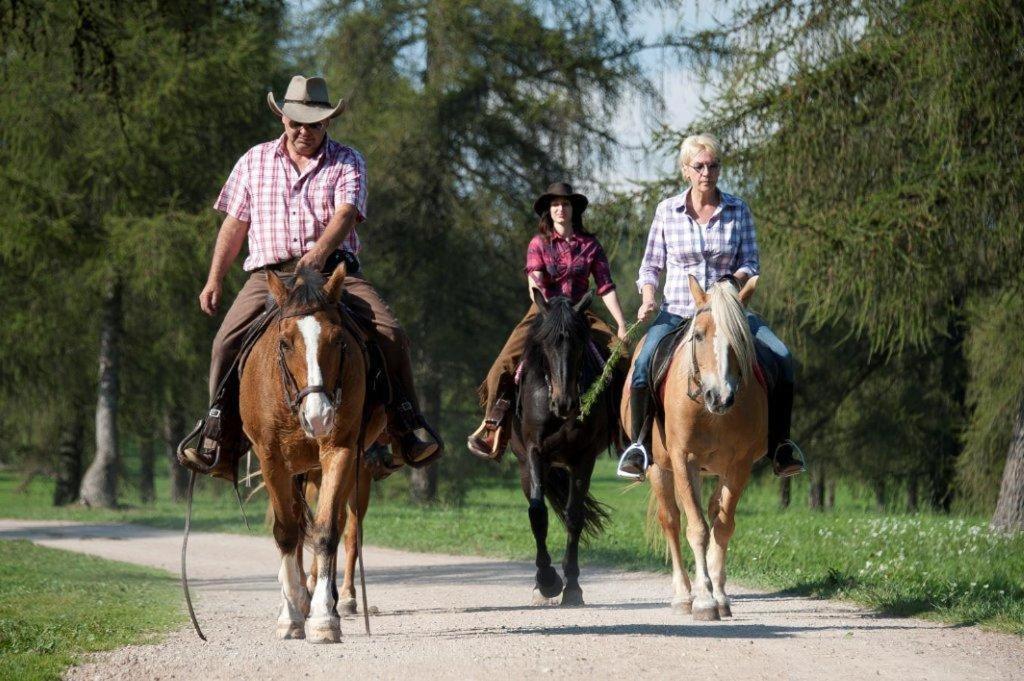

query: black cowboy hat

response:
[533,182,589,216]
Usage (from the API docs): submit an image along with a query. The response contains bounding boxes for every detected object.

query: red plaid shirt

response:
[525,232,616,302]
[214,134,367,271]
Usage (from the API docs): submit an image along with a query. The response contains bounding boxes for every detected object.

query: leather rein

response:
[276,308,347,414]
[686,305,711,402]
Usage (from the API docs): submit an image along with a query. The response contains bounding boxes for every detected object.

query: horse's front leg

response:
[648,462,693,612]
[261,458,311,639]
[560,461,593,607]
[706,468,750,618]
[522,445,562,603]
[675,458,718,620]
[306,445,357,643]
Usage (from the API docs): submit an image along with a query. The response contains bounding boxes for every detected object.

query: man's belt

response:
[265,250,360,276]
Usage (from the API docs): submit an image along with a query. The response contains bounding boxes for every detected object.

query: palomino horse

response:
[511,290,624,606]
[622,275,766,621]
[240,265,386,643]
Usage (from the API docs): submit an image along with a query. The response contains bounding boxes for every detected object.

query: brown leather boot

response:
[389,400,444,467]
[467,396,512,461]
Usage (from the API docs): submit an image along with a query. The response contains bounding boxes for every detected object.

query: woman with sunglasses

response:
[616,134,805,480]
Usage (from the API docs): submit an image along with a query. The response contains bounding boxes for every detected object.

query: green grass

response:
[3,461,1023,637]
[0,540,182,680]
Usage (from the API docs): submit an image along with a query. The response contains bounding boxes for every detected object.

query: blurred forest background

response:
[1,0,1022,532]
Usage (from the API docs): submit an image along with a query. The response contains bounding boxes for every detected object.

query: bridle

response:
[686,305,711,402]
[277,308,347,415]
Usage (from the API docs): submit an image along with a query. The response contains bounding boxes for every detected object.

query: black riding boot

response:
[769,378,805,477]
[616,386,652,480]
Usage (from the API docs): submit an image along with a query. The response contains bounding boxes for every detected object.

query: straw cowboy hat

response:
[533,182,589,216]
[267,75,346,123]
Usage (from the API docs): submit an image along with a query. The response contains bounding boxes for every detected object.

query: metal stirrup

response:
[616,441,650,481]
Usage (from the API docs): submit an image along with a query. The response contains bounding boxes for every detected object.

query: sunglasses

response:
[688,162,721,174]
[287,120,326,131]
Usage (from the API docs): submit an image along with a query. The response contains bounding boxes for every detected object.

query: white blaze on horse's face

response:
[297,316,335,438]
[693,314,738,416]
[711,325,739,409]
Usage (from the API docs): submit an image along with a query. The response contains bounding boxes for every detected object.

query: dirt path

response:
[1,519,1020,680]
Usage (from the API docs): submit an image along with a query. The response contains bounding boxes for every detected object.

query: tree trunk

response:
[52,407,85,506]
[779,477,791,510]
[80,279,122,508]
[808,465,825,510]
[826,479,836,510]
[163,409,189,503]
[907,475,919,512]
[873,478,886,512]
[991,401,1024,533]
[409,373,441,504]
[139,436,155,504]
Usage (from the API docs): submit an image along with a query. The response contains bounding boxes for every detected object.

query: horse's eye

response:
[694,331,705,342]
[279,338,292,352]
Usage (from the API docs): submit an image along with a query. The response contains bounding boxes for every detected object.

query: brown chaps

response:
[476,303,619,413]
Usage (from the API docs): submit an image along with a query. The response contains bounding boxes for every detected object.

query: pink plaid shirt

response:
[525,232,616,302]
[214,134,368,271]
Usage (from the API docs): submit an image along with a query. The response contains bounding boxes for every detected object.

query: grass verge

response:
[0,540,182,680]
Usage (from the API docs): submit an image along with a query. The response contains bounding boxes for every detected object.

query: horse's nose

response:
[302,396,335,438]
[704,387,717,406]
[550,395,573,419]
[721,392,735,410]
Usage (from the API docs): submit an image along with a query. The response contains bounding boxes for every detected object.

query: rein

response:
[686,305,711,402]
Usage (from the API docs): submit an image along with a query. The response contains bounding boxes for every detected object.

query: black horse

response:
[510,289,625,606]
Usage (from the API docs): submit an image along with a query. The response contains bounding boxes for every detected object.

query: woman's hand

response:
[637,299,657,322]
[616,324,629,342]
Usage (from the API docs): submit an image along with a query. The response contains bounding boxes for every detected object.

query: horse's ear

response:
[531,287,549,313]
[738,275,759,307]
[687,275,707,307]
[267,270,289,307]
[324,262,347,304]
[573,290,594,314]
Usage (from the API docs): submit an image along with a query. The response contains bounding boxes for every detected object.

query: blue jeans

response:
[630,308,793,389]
[631,309,687,388]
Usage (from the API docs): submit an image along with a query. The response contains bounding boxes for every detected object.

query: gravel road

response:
[0,519,1020,681]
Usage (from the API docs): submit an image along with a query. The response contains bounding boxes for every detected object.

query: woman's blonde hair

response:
[678,133,722,170]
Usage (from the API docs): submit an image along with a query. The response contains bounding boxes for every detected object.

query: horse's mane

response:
[283,267,330,312]
[525,297,590,354]
[682,280,756,383]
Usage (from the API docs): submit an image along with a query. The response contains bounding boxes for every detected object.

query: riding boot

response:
[388,399,444,467]
[616,386,652,480]
[178,401,245,482]
[467,395,513,461]
[768,377,805,477]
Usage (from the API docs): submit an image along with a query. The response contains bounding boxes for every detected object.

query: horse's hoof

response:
[340,598,358,616]
[671,599,692,614]
[560,587,584,607]
[531,588,559,606]
[276,620,306,640]
[305,616,341,644]
[536,570,564,599]
[692,606,721,621]
[717,602,732,618]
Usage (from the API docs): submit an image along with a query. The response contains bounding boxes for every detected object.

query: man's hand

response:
[199,279,221,316]
[296,245,328,273]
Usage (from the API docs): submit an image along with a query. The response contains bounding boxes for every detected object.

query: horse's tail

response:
[543,467,609,539]
[645,486,668,559]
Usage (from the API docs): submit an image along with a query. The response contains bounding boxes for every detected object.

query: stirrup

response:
[616,442,650,481]
[772,439,806,478]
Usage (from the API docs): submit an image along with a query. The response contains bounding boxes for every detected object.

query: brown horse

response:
[622,275,766,621]
[240,265,386,643]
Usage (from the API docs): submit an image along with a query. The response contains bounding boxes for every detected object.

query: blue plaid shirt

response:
[637,188,760,317]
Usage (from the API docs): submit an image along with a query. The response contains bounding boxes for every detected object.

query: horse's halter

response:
[686,305,711,402]
[276,308,347,415]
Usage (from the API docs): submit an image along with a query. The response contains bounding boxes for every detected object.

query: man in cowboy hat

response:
[183,75,443,478]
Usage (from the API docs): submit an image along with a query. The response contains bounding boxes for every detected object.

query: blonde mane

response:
[682,280,757,385]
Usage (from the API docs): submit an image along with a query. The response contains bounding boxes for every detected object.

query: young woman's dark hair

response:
[537,205,594,240]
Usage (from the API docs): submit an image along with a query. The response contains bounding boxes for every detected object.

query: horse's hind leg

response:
[306,446,357,644]
[521,447,562,604]
[707,469,750,618]
[675,459,718,620]
[649,463,692,613]
[262,461,311,639]
[339,468,371,616]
